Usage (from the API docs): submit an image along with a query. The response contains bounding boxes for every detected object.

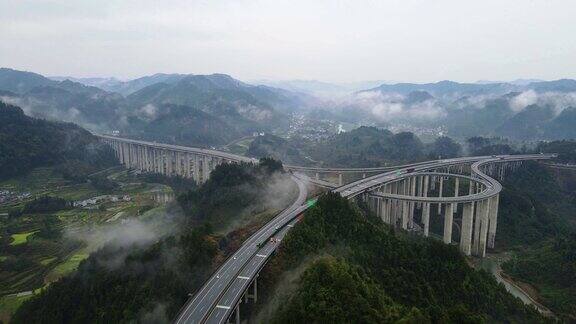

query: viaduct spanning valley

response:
[99,135,556,324]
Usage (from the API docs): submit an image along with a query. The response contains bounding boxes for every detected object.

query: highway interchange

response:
[174,152,554,323]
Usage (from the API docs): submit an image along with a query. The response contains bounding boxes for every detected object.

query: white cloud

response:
[510,90,538,112]
[344,91,445,122]
[138,104,158,120]
[510,90,576,115]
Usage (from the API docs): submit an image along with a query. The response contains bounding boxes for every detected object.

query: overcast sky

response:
[1,0,575,83]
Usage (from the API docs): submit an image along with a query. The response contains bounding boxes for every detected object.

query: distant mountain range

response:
[254,79,392,97]
[0,68,310,147]
[352,79,576,140]
[2,67,576,143]
[364,79,576,96]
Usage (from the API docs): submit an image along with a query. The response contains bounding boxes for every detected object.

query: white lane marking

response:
[182,187,305,318]
[216,305,231,310]
[193,180,309,322]
[238,276,250,280]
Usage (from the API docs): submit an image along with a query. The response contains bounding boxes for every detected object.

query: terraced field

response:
[0,166,177,322]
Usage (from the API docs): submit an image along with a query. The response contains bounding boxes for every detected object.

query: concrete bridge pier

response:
[487,194,500,249]
[401,201,409,229]
[438,176,444,197]
[443,203,454,244]
[478,198,491,257]
[460,201,475,255]
[423,175,429,200]
[409,178,417,224]
[194,155,201,183]
[338,173,343,186]
[415,176,422,209]
[422,202,430,237]
[452,178,459,215]
[472,200,482,256]
[202,156,212,182]
[185,154,191,178]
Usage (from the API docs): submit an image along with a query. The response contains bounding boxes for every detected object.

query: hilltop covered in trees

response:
[250,193,543,323]
[0,101,116,180]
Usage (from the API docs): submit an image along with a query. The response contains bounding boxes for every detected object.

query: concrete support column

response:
[118,142,124,165]
[389,199,395,225]
[150,149,155,173]
[487,194,500,249]
[443,203,454,244]
[409,177,416,224]
[478,199,491,257]
[194,155,200,183]
[136,145,141,169]
[160,150,164,174]
[131,144,136,169]
[422,203,430,237]
[178,153,184,176]
[252,276,258,302]
[131,145,137,169]
[139,146,144,170]
[120,142,126,165]
[460,202,474,255]
[438,176,444,197]
[173,152,179,176]
[453,177,460,215]
[338,173,343,186]
[168,151,174,175]
[185,154,191,178]
[202,156,212,182]
[402,200,409,229]
[156,149,162,174]
[418,176,424,197]
[124,143,130,167]
[472,200,482,255]
[142,145,150,172]
[379,198,386,223]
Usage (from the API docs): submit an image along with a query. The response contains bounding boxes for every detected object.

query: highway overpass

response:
[98,135,555,324]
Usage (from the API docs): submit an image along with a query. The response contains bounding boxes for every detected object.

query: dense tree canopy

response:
[255,192,542,323]
[0,101,117,180]
[428,136,462,159]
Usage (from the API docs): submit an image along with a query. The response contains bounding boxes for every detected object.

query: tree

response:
[430,136,462,159]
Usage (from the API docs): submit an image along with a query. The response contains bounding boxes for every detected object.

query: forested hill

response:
[0,101,116,180]
[250,193,543,322]
[304,126,463,167]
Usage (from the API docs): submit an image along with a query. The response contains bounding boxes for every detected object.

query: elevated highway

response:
[97,135,556,323]
[174,176,308,324]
